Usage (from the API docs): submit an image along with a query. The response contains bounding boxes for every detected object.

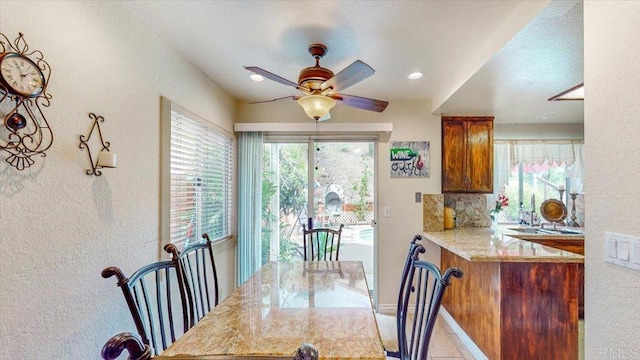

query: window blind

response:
[169,111,233,247]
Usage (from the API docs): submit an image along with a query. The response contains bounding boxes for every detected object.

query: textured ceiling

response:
[439,0,584,123]
[119,0,583,124]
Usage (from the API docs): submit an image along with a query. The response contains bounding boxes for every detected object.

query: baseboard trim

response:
[376,303,396,314]
[439,308,488,360]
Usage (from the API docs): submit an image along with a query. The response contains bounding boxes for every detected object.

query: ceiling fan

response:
[244,43,389,121]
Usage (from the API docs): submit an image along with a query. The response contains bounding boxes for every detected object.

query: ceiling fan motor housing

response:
[298,43,334,91]
[298,66,334,91]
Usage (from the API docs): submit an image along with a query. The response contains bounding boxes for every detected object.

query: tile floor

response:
[386,315,586,360]
[386,314,477,360]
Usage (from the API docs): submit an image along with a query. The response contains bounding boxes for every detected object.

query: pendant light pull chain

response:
[315,119,319,170]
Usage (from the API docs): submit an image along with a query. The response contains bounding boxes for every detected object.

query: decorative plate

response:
[540,198,568,223]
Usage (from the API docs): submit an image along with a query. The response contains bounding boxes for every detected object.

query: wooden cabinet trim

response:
[441,116,495,122]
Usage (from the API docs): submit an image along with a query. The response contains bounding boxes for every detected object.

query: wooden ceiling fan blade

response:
[244,66,308,93]
[320,60,374,93]
[332,93,389,112]
[248,95,298,104]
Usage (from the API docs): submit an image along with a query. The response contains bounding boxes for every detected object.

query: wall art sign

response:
[390,141,430,178]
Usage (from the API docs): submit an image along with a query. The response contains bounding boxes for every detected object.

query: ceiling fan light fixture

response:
[297,95,336,120]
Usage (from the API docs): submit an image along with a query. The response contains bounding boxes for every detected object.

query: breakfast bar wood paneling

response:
[506,231,585,318]
[424,228,584,360]
[440,250,501,359]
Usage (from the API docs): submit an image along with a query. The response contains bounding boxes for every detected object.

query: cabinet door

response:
[442,120,467,192]
[466,120,493,193]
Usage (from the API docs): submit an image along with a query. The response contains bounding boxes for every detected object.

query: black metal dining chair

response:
[101,332,151,360]
[102,245,192,356]
[375,234,423,358]
[301,224,344,261]
[164,233,220,327]
[397,244,463,360]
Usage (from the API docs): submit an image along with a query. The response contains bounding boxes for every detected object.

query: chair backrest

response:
[102,246,191,356]
[302,224,344,261]
[101,332,151,360]
[164,233,219,327]
[396,235,423,309]
[398,244,463,360]
[387,235,424,357]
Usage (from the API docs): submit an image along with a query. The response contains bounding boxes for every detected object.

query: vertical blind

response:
[169,111,234,247]
[236,132,263,285]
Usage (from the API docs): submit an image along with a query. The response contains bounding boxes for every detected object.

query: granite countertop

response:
[422,227,584,263]
[504,226,585,241]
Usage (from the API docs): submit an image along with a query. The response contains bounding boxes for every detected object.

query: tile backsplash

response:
[444,193,492,227]
[442,193,586,228]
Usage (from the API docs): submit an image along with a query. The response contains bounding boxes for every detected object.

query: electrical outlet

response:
[455,201,464,211]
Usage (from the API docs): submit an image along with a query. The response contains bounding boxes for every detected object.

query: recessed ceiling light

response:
[250,73,264,82]
[408,72,423,80]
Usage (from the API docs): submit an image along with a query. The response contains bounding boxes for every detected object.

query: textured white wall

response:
[584,0,640,356]
[237,100,441,308]
[494,122,584,140]
[375,101,441,308]
[0,1,236,359]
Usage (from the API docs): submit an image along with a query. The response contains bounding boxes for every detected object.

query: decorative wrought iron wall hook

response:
[79,113,116,176]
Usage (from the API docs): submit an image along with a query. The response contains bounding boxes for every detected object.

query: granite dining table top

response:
[155,261,385,360]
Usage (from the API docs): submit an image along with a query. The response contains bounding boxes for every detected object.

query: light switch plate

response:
[619,241,630,261]
[383,206,390,218]
[415,192,422,203]
[607,238,617,258]
[604,232,640,271]
[633,243,640,265]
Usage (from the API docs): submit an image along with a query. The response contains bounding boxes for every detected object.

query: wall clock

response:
[0,53,46,97]
[0,32,53,171]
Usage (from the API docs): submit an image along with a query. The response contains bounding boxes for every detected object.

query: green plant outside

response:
[261,144,307,264]
[352,165,372,222]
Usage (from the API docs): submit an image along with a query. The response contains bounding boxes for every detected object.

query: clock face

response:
[0,53,45,97]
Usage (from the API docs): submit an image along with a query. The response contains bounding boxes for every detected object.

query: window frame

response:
[494,139,584,224]
[160,97,235,254]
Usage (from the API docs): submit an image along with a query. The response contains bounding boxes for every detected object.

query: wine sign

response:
[390,141,430,178]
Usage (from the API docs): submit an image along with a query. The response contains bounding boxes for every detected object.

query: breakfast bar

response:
[422,227,584,360]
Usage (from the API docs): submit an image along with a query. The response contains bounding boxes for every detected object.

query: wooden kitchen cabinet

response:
[442,116,493,193]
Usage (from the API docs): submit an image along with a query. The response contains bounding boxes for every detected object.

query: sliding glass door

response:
[262,137,377,294]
